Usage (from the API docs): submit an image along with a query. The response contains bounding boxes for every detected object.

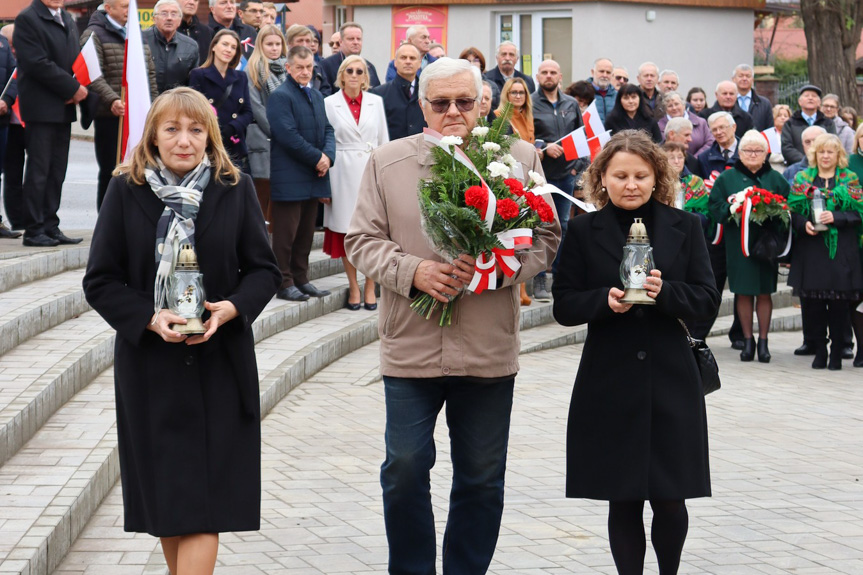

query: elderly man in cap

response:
[346,57,560,575]
[781,84,836,165]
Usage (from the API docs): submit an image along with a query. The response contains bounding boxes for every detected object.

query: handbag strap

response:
[677,318,699,348]
[213,80,236,111]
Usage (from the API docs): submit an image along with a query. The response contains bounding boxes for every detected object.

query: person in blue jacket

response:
[189,29,252,172]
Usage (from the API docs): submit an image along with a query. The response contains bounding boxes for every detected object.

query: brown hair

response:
[458,47,486,73]
[584,130,676,208]
[201,29,241,70]
[113,87,240,185]
[661,141,687,155]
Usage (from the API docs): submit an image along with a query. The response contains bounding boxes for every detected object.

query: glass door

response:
[496,11,572,86]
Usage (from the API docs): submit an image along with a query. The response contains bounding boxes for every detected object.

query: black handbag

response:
[679,320,721,396]
[749,221,785,266]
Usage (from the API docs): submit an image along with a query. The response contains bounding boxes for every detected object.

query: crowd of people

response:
[4,0,863,573]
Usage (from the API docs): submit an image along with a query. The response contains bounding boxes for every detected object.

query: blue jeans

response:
[541,174,575,276]
[381,375,515,575]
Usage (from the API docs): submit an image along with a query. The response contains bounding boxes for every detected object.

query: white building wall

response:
[357,2,753,102]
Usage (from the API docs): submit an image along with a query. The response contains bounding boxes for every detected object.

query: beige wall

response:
[356,1,753,102]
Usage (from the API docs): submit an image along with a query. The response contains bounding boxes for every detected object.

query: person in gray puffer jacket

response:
[822,93,855,153]
[80,1,158,210]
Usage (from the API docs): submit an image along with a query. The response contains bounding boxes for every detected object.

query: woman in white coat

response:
[324,55,389,310]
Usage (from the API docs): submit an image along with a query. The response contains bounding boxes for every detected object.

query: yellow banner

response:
[138,9,154,30]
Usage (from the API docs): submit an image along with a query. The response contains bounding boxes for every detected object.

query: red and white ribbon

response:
[493,228,534,278]
[739,197,792,258]
[467,252,497,293]
[711,224,724,245]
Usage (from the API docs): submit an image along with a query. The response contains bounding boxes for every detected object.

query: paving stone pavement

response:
[53,331,863,575]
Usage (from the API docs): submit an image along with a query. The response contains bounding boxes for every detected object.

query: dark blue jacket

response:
[369,74,426,140]
[267,77,336,201]
[0,34,16,127]
[587,77,616,124]
[384,52,436,83]
[696,139,739,180]
[189,66,252,160]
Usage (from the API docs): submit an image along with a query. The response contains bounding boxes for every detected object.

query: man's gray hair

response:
[665,117,693,138]
[801,125,828,139]
[593,57,613,67]
[638,61,658,75]
[659,69,679,82]
[156,0,183,14]
[418,57,482,102]
[733,63,753,76]
[405,25,428,40]
[715,80,736,94]
[739,130,768,152]
[496,40,518,57]
[708,111,735,127]
[823,93,841,105]
[662,91,684,106]
[208,0,231,8]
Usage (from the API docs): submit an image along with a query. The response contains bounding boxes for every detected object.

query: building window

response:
[335,6,347,30]
[495,11,572,85]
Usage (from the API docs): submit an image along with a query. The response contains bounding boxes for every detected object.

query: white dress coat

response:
[324,90,390,233]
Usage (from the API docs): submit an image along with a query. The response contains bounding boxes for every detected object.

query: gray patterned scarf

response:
[145,155,212,315]
[261,57,287,97]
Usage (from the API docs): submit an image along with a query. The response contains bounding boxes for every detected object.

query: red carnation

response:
[763,196,772,204]
[523,191,542,210]
[496,198,521,220]
[504,178,525,196]
[751,196,761,205]
[537,201,554,223]
[465,185,488,214]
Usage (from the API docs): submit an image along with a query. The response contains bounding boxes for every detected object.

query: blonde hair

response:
[246,24,286,90]
[114,87,240,185]
[807,133,848,169]
[584,130,676,208]
[496,77,533,125]
[336,55,370,91]
[853,122,863,153]
[200,29,241,70]
[772,104,791,122]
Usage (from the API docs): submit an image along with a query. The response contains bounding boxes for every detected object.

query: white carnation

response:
[482,142,501,153]
[471,126,490,138]
[487,161,511,178]
[528,170,546,186]
[501,153,517,168]
[439,135,463,149]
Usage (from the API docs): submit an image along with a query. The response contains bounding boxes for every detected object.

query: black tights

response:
[608,500,689,575]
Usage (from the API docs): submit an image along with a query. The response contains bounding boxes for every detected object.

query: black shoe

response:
[731,339,745,350]
[276,286,310,301]
[757,338,771,363]
[854,355,863,368]
[22,233,60,247]
[47,230,83,244]
[0,223,22,239]
[841,345,854,360]
[828,348,843,371]
[812,346,828,369]
[364,302,377,311]
[740,338,755,361]
[297,282,330,298]
[794,342,817,356]
[346,301,361,311]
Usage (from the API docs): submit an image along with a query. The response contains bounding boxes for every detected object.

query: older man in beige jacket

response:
[345,58,560,574]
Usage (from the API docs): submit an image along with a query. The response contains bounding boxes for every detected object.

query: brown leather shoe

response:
[520,283,532,306]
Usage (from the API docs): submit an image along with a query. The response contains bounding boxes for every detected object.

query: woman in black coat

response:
[190,29,253,172]
[604,83,663,143]
[82,88,280,574]
[552,130,721,575]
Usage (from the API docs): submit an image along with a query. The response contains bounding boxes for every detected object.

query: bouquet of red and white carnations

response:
[726,185,791,259]
[412,105,556,326]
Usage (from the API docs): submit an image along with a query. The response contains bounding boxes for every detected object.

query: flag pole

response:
[0,69,14,102]
[116,86,125,165]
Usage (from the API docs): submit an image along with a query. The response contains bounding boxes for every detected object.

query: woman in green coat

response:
[709,130,791,362]
[844,123,863,367]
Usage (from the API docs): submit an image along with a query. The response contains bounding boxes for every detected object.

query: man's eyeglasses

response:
[329,41,340,49]
[424,98,477,113]
[157,11,181,18]
[615,75,628,83]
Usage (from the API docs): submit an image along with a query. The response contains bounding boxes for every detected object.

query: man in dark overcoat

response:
[732,64,774,132]
[370,43,426,140]
[143,0,200,94]
[178,0,213,64]
[699,80,754,140]
[319,22,380,93]
[15,0,88,247]
[484,41,535,95]
[0,29,20,238]
[267,45,335,302]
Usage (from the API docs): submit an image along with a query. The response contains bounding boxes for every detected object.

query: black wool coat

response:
[369,74,427,140]
[82,172,280,536]
[552,200,720,501]
[14,0,81,124]
[190,66,253,160]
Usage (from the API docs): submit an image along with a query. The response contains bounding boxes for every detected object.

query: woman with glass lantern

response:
[789,133,863,370]
[552,130,720,575]
[708,130,791,363]
[82,88,281,575]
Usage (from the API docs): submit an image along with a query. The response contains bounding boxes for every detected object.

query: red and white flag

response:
[121,0,152,161]
[7,69,23,128]
[760,127,781,154]
[560,126,611,161]
[72,35,102,86]
[581,100,606,140]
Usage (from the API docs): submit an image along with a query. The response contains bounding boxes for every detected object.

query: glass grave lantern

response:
[810,187,828,232]
[619,217,656,305]
[167,244,207,334]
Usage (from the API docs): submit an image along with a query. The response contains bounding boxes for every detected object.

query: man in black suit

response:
[699,80,753,139]
[319,22,380,93]
[484,41,535,95]
[370,43,426,141]
[732,64,773,132]
[14,0,87,247]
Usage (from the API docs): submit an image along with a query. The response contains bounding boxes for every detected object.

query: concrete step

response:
[0,247,89,293]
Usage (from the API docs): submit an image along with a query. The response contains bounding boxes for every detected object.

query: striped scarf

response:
[145,156,212,314]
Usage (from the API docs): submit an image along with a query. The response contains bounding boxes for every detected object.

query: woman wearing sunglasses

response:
[324,55,389,311]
